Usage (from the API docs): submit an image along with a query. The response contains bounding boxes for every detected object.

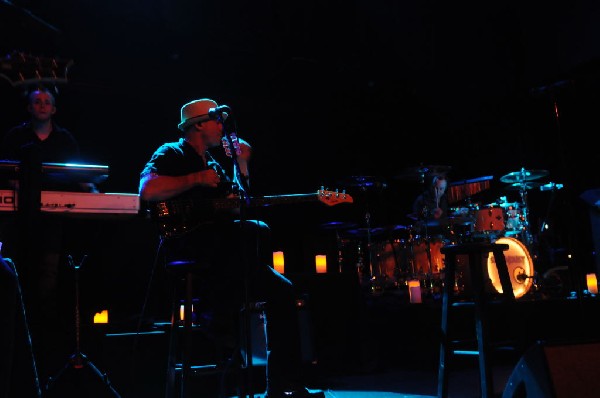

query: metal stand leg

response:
[45,255,121,398]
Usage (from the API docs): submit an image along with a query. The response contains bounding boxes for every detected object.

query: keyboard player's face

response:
[28,91,57,122]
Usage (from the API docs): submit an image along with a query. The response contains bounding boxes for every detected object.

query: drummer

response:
[411,173,450,229]
[407,173,452,274]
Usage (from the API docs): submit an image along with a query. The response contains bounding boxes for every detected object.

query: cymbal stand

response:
[364,205,375,289]
[335,230,344,273]
[517,168,534,248]
[46,255,121,397]
[417,174,435,295]
[355,191,376,292]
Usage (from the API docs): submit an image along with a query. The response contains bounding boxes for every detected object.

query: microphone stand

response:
[220,113,255,398]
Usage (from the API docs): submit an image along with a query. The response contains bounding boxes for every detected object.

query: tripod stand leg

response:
[45,353,121,398]
[45,255,122,398]
[82,354,122,398]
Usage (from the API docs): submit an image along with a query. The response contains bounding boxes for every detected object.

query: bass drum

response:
[487,237,534,299]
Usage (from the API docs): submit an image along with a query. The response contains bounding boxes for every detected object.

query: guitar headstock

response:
[0,51,73,87]
[317,188,354,206]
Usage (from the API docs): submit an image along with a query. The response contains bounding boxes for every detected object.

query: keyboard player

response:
[0,86,97,384]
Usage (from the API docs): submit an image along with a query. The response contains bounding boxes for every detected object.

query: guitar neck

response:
[152,189,352,239]
[213,193,325,210]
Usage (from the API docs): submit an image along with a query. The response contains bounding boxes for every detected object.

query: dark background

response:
[2,0,600,322]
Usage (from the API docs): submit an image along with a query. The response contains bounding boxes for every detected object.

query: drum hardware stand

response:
[419,207,436,297]
[516,168,534,249]
[45,255,121,398]
[363,207,378,292]
[335,230,345,273]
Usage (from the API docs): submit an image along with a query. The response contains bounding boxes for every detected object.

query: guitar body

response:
[149,189,353,239]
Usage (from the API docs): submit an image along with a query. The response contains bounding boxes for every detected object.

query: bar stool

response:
[165,260,234,398]
[438,242,515,398]
[164,259,260,398]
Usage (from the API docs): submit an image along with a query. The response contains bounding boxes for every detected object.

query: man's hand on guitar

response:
[196,169,221,187]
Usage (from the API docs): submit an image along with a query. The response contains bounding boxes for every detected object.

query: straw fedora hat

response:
[177,98,228,131]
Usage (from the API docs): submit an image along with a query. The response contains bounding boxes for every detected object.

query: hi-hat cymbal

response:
[505,182,542,191]
[500,169,549,184]
[336,175,387,189]
[394,165,452,182]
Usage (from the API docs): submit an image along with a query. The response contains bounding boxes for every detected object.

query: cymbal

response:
[336,175,387,189]
[505,182,542,191]
[383,224,410,236]
[319,221,358,230]
[487,201,521,208]
[394,165,451,181]
[340,227,388,239]
[414,216,475,228]
[406,213,419,221]
[500,169,549,184]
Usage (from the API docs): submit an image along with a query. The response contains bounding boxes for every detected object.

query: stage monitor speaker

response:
[502,340,600,398]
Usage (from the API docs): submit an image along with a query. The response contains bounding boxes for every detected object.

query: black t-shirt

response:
[140,138,238,237]
[140,138,235,201]
[0,121,83,191]
[412,190,449,219]
[1,121,81,163]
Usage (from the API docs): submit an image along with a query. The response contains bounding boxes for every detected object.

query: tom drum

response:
[474,206,505,233]
[410,238,446,275]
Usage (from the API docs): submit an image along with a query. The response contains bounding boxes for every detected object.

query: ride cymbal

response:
[499,169,549,184]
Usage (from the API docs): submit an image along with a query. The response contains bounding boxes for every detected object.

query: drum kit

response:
[328,166,564,299]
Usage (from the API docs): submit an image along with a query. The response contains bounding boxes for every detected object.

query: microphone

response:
[208,105,231,119]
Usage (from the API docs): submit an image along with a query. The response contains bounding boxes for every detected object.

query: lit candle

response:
[587,273,598,294]
[408,279,422,304]
[179,304,194,321]
[315,255,327,273]
[93,309,109,324]
[273,251,285,274]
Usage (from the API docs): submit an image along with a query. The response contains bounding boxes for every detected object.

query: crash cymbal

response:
[505,182,542,191]
[394,165,452,182]
[319,221,358,230]
[336,175,387,189]
[499,169,549,184]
